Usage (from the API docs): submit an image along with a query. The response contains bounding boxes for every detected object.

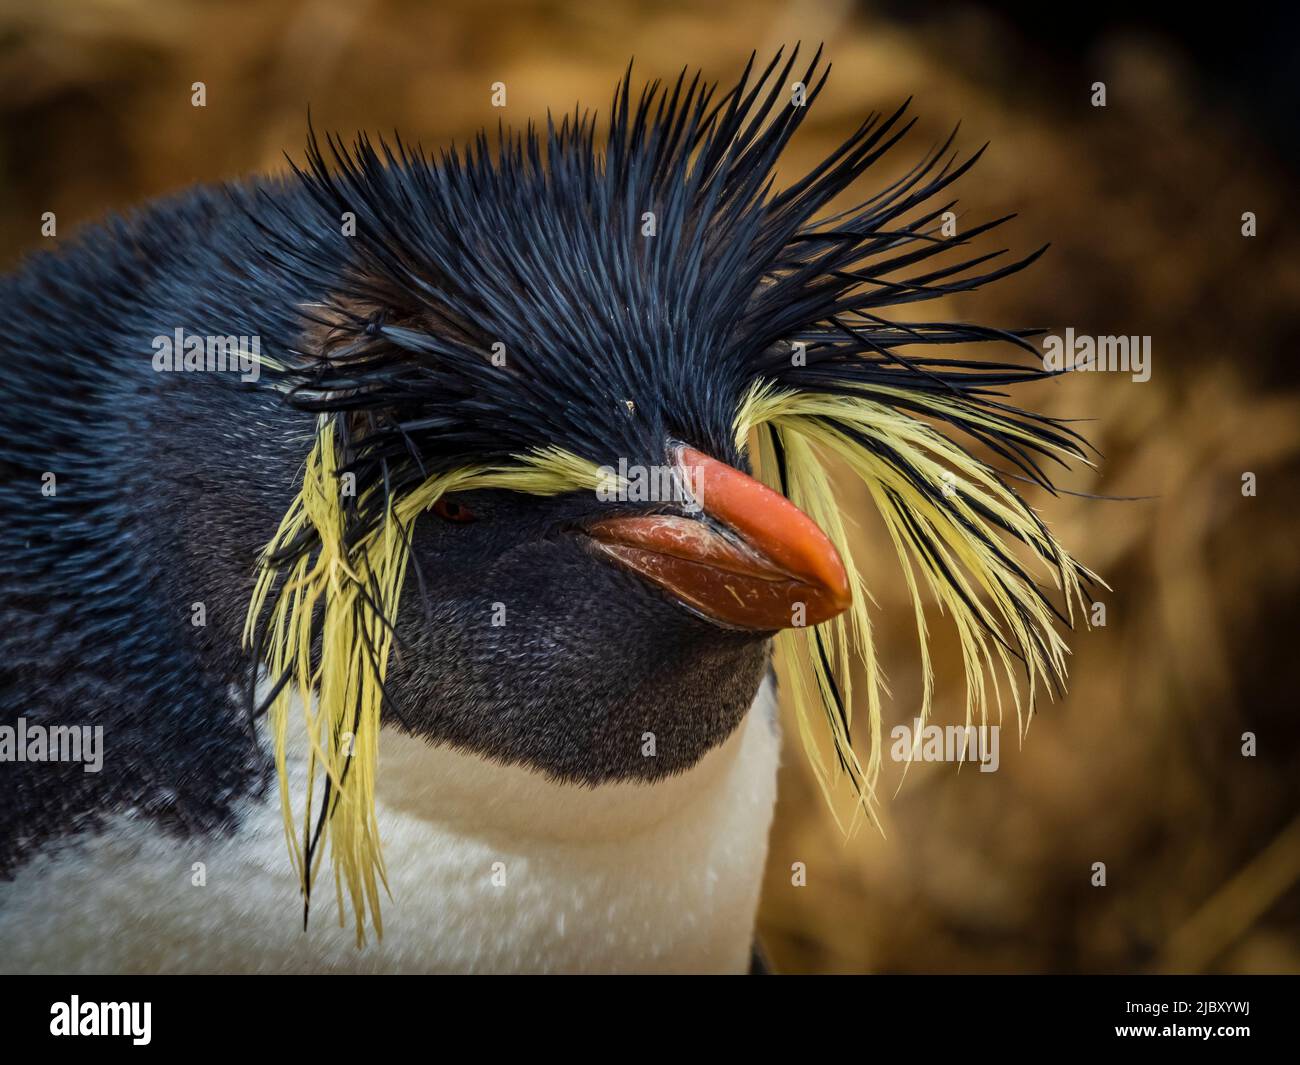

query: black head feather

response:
[244,45,1084,555]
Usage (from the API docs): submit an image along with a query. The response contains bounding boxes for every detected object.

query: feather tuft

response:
[736,382,1104,823]
[243,418,606,942]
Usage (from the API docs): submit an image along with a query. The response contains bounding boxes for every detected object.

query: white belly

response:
[0,681,781,974]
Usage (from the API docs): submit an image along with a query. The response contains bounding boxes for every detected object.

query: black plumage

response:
[253,49,1082,554]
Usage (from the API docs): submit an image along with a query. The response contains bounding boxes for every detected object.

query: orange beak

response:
[586,446,851,631]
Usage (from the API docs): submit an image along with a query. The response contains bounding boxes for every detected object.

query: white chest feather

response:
[0,682,781,974]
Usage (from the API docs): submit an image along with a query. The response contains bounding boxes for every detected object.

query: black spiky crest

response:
[247,45,1086,551]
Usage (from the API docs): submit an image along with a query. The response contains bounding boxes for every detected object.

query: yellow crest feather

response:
[243,419,608,944]
[736,381,1102,827]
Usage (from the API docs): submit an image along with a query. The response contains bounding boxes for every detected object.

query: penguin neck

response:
[374,713,761,843]
[262,668,781,845]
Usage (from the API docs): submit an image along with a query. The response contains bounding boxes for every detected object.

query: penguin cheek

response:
[375,531,765,781]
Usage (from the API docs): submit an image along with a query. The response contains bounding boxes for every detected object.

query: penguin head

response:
[245,47,1098,939]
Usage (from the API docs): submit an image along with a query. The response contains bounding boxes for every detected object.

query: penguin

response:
[0,48,1098,973]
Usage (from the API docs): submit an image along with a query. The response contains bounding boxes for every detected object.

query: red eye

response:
[432,498,477,524]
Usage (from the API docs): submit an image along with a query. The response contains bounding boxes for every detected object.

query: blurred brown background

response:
[2,0,1296,973]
